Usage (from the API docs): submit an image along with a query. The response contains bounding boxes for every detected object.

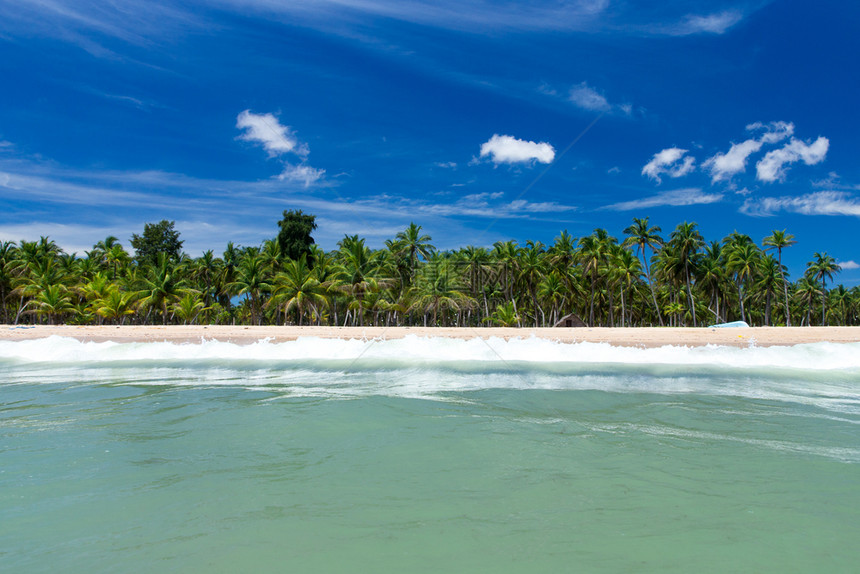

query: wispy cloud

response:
[756,137,829,183]
[279,164,326,187]
[604,188,723,211]
[641,148,695,184]
[218,0,612,33]
[567,82,632,116]
[838,260,859,270]
[740,191,860,217]
[656,10,745,36]
[479,134,555,166]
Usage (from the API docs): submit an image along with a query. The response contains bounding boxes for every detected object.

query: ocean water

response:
[2,335,859,572]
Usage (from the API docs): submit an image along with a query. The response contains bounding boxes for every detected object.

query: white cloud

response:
[703,121,797,182]
[740,191,860,217]
[756,137,829,182]
[703,139,762,182]
[641,148,695,183]
[838,260,859,270]
[507,199,573,213]
[604,188,723,211]
[667,11,744,35]
[479,134,555,165]
[237,109,327,186]
[566,82,632,116]
[569,82,611,112]
[279,164,326,187]
[236,110,307,158]
[747,121,794,144]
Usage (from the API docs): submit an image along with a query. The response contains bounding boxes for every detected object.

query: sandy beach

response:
[2,324,860,347]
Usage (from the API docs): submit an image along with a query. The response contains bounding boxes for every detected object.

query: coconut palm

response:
[725,240,760,324]
[763,229,796,326]
[228,250,272,325]
[268,255,327,325]
[171,292,208,325]
[94,287,137,324]
[793,276,821,326]
[623,217,664,325]
[807,252,841,325]
[669,222,704,326]
[612,247,643,327]
[578,229,615,326]
[137,253,193,324]
[393,222,434,285]
[486,301,519,327]
[24,283,75,325]
[409,254,473,326]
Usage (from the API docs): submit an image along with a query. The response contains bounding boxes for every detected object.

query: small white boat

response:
[708,321,750,328]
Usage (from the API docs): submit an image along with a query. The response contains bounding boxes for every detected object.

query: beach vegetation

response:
[2,218,858,327]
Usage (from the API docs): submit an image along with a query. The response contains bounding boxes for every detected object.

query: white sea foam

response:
[1,334,859,370]
[2,336,859,412]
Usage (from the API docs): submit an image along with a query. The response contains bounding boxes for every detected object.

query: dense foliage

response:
[1,217,856,327]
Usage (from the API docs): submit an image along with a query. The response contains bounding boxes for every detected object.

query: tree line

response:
[1,212,855,328]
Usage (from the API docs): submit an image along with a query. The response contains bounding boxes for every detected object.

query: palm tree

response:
[459,246,493,322]
[754,255,782,326]
[228,250,272,325]
[0,241,16,323]
[518,241,547,326]
[578,230,615,326]
[172,293,208,325]
[94,287,137,324]
[613,247,642,327]
[807,252,841,325]
[409,254,473,326]
[669,222,704,326]
[725,241,760,324]
[763,230,796,326]
[623,217,664,326]
[793,276,821,326]
[538,272,566,326]
[137,253,193,324]
[393,223,434,285]
[486,301,519,327]
[24,284,75,325]
[268,255,327,325]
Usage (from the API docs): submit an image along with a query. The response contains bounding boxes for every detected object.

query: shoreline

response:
[2,325,860,348]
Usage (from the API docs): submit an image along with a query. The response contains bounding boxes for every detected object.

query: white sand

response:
[2,325,860,347]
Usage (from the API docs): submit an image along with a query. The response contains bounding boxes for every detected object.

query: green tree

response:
[130,220,184,266]
[268,255,327,325]
[136,253,192,324]
[669,222,704,327]
[807,252,841,325]
[763,229,796,326]
[622,217,664,326]
[392,222,434,285]
[276,210,317,262]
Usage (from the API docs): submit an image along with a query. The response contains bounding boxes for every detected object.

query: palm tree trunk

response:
[821,280,827,326]
[643,257,664,326]
[620,286,626,328]
[779,250,791,326]
[684,261,697,327]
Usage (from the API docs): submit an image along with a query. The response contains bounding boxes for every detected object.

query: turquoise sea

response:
[2,335,859,572]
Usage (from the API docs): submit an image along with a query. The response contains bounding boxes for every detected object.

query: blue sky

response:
[1,0,859,283]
